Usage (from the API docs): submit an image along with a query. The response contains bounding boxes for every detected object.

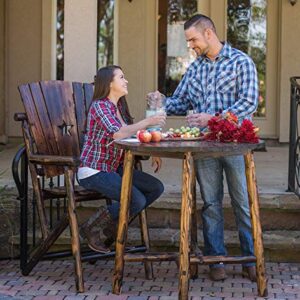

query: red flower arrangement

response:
[204,112,259,143]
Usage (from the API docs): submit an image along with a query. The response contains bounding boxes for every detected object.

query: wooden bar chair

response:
[14,80,153,292]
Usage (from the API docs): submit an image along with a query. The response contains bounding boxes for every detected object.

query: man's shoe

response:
[209,267,227,281]
[242,266,257,282]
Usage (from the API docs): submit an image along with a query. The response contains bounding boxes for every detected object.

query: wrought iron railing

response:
[288,77,300,197]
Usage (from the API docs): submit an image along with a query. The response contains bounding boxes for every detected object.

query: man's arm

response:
[165,72,193,115]
[223,58,259,120]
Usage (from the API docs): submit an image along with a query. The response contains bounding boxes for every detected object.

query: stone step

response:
[78,192,300,231]
[11,229,300,262]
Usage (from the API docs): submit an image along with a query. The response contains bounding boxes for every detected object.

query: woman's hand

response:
[146,114,166,127]
[151,157,162,173]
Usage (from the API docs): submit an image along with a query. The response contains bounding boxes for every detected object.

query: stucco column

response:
[279,1,300,142]
[0,0,6,144]
[64,0,97,83]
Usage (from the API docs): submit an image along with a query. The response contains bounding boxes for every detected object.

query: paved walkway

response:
[0,259,299,300]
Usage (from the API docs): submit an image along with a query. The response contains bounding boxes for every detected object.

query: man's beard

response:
[194,46,209,57]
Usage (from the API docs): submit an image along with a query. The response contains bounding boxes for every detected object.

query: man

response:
[149,14,258,281]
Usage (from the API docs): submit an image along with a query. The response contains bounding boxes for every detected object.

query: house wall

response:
[5,0,42,137]
[0,0,6,143]
[41,0,56,81]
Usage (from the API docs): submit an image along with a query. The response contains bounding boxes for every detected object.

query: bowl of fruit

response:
[162,126,203,141]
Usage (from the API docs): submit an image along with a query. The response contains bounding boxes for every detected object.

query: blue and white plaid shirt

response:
[165,43,258,121]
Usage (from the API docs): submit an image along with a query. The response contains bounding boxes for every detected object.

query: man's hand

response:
[186,112,213,128]
[147,91,166,109]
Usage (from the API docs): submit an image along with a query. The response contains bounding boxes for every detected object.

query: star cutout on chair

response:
[58,121,73,136]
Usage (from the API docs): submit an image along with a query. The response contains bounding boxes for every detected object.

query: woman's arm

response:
[113,114,166,140]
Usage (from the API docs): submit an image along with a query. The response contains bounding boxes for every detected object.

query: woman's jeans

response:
[79,166,164,221]
[195,155,254,267]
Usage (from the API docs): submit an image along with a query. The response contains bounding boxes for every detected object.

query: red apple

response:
[151,131,162,142]
[137,130,152,143]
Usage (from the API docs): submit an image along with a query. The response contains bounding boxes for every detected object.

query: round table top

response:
[115,139,265,157]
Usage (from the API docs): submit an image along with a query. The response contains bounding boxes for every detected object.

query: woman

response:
[78,65,166,253]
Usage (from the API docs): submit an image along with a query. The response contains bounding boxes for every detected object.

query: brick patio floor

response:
[0,260,299,300]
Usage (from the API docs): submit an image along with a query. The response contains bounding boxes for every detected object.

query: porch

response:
[0,140,299,262]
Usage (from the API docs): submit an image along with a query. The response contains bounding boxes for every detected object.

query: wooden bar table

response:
[112,140,268,300]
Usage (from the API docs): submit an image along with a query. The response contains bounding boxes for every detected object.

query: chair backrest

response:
[18,80,94,177]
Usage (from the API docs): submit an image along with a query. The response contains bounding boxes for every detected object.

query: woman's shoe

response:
[100,211,117,248]
[80,224,110,253]
[80,206,118,252]
[79,206,112,253]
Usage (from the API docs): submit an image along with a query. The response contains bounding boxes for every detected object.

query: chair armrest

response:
[29,154,80,167]
[14,113,27,122]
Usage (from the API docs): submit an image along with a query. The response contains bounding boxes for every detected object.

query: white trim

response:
[4,0,9,138]
[113,0,119,65]
[155,0,158,90]
[41,0,57,80]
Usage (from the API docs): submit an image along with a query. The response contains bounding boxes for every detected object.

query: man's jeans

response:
[195,155,254,267]
[79,166,164,221]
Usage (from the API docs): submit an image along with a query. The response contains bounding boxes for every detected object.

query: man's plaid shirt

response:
[80,98,125,172]
[165,43,258,121]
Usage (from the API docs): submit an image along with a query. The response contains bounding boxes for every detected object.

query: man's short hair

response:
[184,14,216,33]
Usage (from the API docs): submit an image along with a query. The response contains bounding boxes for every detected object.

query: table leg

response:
[190,158,201,279]
[244,152,268,297]
[112,150,134,294]
[179,152,193,300]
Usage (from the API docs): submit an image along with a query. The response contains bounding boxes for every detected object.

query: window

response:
[227,0,267,117]
[158,0,197,96]
[97,0,114,68]
[56,0,64,80]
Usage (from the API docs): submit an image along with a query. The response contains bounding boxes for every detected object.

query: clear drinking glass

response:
[145,93,166,131]
[186,109,196,127]
[187,109,196,116]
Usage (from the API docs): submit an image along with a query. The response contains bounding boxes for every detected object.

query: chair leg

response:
[139,210,154,279]
[244,152,268,297]
[65,168,84,293]
[29,164,49,239]
[22,216,69,275]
